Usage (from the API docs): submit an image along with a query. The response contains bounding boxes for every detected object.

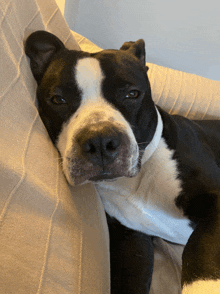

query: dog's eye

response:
[51,95,66,105]
[126,90,140,99]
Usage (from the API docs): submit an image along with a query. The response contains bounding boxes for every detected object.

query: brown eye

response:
[51,95,66,105]
[126,90,140,99]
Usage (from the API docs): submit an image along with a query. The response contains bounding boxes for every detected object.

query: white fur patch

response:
[183,280,220,293]
[95,137,193,245]
[75,57,104,104]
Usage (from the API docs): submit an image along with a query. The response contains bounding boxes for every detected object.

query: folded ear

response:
[25,31,65,85]
[120,39,146,67]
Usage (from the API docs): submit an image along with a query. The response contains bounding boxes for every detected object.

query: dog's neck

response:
[141,107,163,165]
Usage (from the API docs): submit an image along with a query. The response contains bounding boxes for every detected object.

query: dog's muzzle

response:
[72,121,138,184]
[57,102,140,186]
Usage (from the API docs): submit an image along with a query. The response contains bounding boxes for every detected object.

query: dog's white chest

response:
[95,138,193,245]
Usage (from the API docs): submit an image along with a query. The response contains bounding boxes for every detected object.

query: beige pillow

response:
[0,0,109,293]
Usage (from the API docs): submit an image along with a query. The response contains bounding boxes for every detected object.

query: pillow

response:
[146,62,220,120]
[0,0,109,293]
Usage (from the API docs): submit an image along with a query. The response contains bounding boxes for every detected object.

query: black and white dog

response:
[25,31,220,293]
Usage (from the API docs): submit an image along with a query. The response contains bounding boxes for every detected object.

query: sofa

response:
[0,0,219,293]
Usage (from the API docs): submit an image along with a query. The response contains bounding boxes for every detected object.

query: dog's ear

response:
[120,39,146,67]
[25,31,65,85]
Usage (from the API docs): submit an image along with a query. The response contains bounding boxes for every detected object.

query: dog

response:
[25,31,220,293]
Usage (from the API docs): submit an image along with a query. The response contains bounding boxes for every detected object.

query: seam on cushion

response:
[64,31,73,46]
[185,75,198,118]
[37,151,61,294]
[157,66,168,106]
[0,32,26,101]
[147,64,156,100]
[64,32,81,52]
[169,70,183,114]
[0,27,21,99]
[5,2,22,49]
[165,68,173,113]
[72,32,87,48]
[0,5,40,101]
[0,2,8,27]
[76,35,85,45]
[0,1,11,27]
[0,110,39,224]
[0,54,26,103]
[201,80,213,119]
[3,3,24,72]
[78,217,83,294]
[25,8,40,28]
[45,6,59,26]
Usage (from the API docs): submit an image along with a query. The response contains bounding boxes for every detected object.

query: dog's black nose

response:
[77,123,122,166]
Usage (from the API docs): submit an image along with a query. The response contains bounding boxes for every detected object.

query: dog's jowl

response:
[25,31,220,293]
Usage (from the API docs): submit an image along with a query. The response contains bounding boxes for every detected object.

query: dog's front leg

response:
[182,192,220,293]
[106,214,154,294]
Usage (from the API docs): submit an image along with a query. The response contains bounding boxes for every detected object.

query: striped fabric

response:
[0,1,109,293]
[146,62,220,120]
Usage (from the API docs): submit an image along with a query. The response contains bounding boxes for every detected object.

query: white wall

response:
[65,0,220,81]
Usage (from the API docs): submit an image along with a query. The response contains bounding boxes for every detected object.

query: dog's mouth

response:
[66,155,141,186]
[85,155,141,183]
[89,170,122,182]
[89,158,141,183]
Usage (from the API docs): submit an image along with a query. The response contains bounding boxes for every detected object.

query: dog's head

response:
[25,31,158,185]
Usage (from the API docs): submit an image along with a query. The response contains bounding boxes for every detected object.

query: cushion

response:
[0,0,109,293]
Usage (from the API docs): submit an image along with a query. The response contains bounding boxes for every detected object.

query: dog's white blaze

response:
[56,57,139,185]
[182,280,220,293]
[75,57,104,104]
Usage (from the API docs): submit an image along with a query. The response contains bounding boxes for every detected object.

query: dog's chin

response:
[90,170,117,180]
[67,164,141,186]
[90,174,119,183]
[90,161,141,182]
